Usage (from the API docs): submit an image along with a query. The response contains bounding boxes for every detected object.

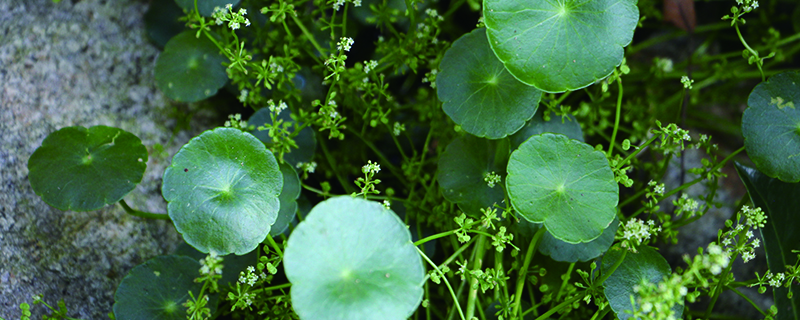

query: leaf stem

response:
[595,249,627,287]
[118,200,170,220]
[607,70,623,158]
[512,227,546,318]
[734,22,765,82]
[417,246,467,320]
[465,235,488,320]
[265,235,283,258]
[289,14,325,56]
[531,293,584,320]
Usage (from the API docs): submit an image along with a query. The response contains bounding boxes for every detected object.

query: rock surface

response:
[0,0,213,318]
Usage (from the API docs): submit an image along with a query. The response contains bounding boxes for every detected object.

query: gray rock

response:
[0,0,215,318]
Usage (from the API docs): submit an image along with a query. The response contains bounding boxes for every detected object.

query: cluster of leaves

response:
[21,0,800,319]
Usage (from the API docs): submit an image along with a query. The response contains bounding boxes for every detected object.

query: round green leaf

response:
[248,108,317,167]
[506,133,617,243]
[271,162,300,236]
[510,110,584,151]
[155,31,227,102]
[602,246,682,320]
[162,128,282,255]
[28,126,147,211]
[283,196,425,320]
[484,0,639,92]
[174,0,241,17]
[436,28,542,139]
[437,134,508,217]
[742,71,800,182]
[113,255,217,320]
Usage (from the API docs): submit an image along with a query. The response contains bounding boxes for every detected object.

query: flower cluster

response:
[353,160,382,198]
[654,121,692,155]
[212,4,250,30]
[618,218,662,252]
[199,252,224,276]
[680,75,694,89]
[224,113,250,130]
[484,171,501,188]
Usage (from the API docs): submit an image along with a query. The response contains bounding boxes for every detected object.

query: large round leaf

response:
[113,255,217,320]
[162,128,282,255]
[283,197,425,320]
[271,162,300,236]
[28,126,147,211]
[742,71,800,182]
[510,110,583,151]
[437,134,508,217]
[484,0,639,92]
[155,31,227,102]
[436,28,542,139]
[602,246,682,320]
[248,107,317,166]
[175,0,242,17]
[506,133,617,243]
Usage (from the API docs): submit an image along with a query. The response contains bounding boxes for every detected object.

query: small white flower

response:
[337,37,354,51]
[382,200,391,209]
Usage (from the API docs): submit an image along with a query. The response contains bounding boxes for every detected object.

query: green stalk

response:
[465,235,488,320]
[118,200,170,220]
[290,14,326,55]
[607,71,624,158]
[417,246,467,320]
[512,227,546,318]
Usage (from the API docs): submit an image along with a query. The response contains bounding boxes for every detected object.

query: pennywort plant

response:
[21,0,800,319]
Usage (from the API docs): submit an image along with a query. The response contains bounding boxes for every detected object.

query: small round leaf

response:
[113,255,217,320]
[437,134,507,217]
[162,128,282,255]
[484,0,639,92]
[155,31,227,102]
[248,108,317,167]
[271,162,301,236]
[283,197,425,320]
[602,246,682,320]
[742,71,800,182]
[28,126,147,211]
[436,28,542,139]
[506,133,617,243]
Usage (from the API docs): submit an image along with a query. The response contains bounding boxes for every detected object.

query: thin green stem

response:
[734,22,765,81]
[727,286,767,316]
[595,249,627,287]
[265,235,283,258]
[415,230,457,246]
[608,71,623,158]
[417,246,467,320]
[555,262,575,302]
[465,235,488,320]
[316,132,356,194]
[250,282,291,295]
[705,253,738,318]
[530,293,584,320]
[615,134,659,171]
[290,14,325,55]
[118,200,170,220]
[512,227,546,318]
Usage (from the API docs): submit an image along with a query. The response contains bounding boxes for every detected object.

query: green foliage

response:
[483,0,639,92]
[26,0,800,319]
[436,28,542,139]
[27,126,147,211]
[742,71,800,182]
[162,127,282,255]
[507,133,618,243]
[283,197,424,320]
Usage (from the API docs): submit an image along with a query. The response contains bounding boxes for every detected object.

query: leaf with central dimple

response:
[113,255,217,320]
[742,71,800,182]
[484,0,639,92]
[506,133,618,243]
[162,128,282,255]
[27,126,148,211]
[155,31,228,102]
[436,28,542,139]
[283,197,425,320]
